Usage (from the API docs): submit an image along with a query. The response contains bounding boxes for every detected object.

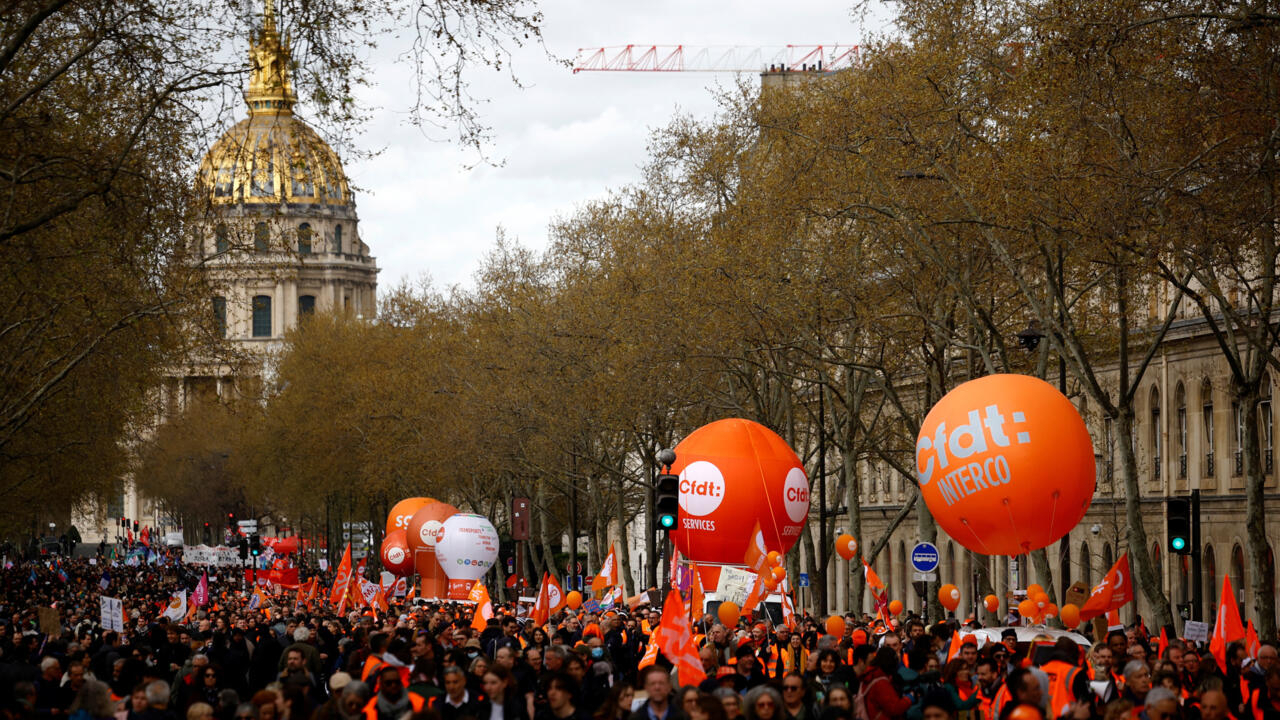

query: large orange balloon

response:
[915,375,1095,556]
[718,601,741,626]
[889,600,903,615]
[669,419,809,565]
[1018,598,1037,619]
[1027,584,1044,598]
[566,591,583,610]
[380,530,413,576]
[386,497,434,535]
[835,534,858,561]
[405,501,460,600]
[939,584,961,612]
[984,594,999,613]
[1059,603,1081,628]
[825,615,846,637]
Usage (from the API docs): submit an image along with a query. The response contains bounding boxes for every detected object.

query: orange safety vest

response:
[361,655,384,682]
[990,683,1012,720]
[1042,660,1082,718]
[362,692,425,720]
[976,684,1002,720]
[758,644,782,678]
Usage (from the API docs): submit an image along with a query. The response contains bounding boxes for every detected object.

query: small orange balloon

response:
[1009,705,1045,720]
[763,575,779,592]
[767,551,783,567]
[565,591,583,610]
[1018,598,1037,618]
[984,594,999,613]
[825,615,846,637]
[1059,603,1081,628]
[939,584,961,612]
[1045,603,1059,617]
[915,375,1095,556]
[835,534,858,561]
[1027,584,1045,598]
[772,566,786,581]
[1034,591,1050,608]
[889,600,904,615]
[718,601,740,626]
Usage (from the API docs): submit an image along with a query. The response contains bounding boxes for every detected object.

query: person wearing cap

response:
[310,674,353,720]
[734,645,767,691]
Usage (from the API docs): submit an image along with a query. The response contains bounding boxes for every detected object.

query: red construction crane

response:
[571,44,860,74]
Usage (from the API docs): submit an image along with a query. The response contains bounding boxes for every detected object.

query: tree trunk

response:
[1240,382,1276,637]
[801,515,825,615]
[1030,548,1060,627]
[1116,410,1174,628]
[616,479,633,596]
[537,481,555,580]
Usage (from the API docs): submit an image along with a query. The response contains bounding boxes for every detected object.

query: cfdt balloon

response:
[386,497,434,535]
[835,534,858,561]
[435,513,500,599]
[405,501,459,600]
[670,419,809,571]
[939,584,961,612]
[914,375,1094,556]
[380,530,413,576]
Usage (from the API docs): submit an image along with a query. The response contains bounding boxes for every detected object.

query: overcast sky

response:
[342,0,894,292]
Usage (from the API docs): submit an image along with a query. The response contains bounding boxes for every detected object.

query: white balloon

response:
[435,513,500,581]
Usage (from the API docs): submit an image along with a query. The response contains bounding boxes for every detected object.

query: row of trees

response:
[0,0,542,535]
[140,0,1278,632]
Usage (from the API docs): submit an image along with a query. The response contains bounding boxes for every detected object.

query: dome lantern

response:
[246,0,296,117]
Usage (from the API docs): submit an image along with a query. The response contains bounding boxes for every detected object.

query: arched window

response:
[881,545,892,608]
[1059,537,1072,597]
[215,224,229,254]
[297,223,312,255]
[1202,379,1215,476]
[1231,544,1246,615]
[254,222,270,252]
[947,542,956,586]
[1080,541,1093,588]
[1176,382,1187,479]
[251,295,272,337]
[298,295,316,315]
[1151,386,1162,481]
[1103,543,1114,572]
[1151,542,1162,594]
[896,540,908,605]
[1204,545,1217,612]
[333,224,343,254]
[212,297,226,338]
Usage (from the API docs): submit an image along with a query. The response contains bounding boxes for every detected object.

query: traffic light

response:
[1168,497,1191,555]
[238,538,248,560]
[227,512,236,529]
[249,535,261,557]
[656,473,679,532]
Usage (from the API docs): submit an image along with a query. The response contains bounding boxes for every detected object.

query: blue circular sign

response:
[911,542,940,573]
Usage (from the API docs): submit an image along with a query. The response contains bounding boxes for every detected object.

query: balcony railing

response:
[1205,452,1215,476]
[1235,451,1244,476]
[1179,454,1187,479]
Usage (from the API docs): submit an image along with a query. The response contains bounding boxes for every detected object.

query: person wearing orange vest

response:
[1039,639,1089,719]
[1247,667,1280,720]
[974,657,1005,720]
[364,665,426,720]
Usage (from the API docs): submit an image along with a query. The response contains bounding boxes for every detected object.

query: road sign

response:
[798,573,810,588]
[912,571,937,581]
[910,542,939,573]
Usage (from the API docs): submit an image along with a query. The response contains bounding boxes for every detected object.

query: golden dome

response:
[197,2,350,207]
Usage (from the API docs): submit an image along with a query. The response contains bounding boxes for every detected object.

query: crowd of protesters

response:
[3,555,1278,720]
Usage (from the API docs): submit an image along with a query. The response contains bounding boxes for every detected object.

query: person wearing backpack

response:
[857,649,912,720]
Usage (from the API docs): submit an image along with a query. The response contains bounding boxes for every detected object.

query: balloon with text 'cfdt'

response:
[915,374,1094,556]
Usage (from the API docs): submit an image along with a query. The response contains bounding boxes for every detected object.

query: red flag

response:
[329,544,352,605]
[689,564,705,618]
[1157,627,1169,660]
[1211,574,1246,673]
[192,572,209,607]
[1247,620,1261,659]
[1079,553,1133,622]
[655,589,707,686]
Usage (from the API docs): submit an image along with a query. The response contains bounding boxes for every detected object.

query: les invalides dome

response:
[194,2,377,346]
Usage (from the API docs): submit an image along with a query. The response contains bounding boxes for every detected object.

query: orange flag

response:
[863,559,885,592]
[592,543,619,595]
[741,570,770,616]
[1247,620,1261,659]
[532,572,565,625]
[469,581,494,631]
[656,589,707,686]
[329,544,353,605]
[637,636,660,669]
[1079,553,1133,622]
[1211,574,1246,673]
[744,521,769,573]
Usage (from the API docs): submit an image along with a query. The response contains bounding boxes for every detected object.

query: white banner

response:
[182,545,241,566]
[716,566,758,607]
[100,596,123,632]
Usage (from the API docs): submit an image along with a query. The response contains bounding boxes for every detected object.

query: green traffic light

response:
[1171,537,1186,551]
[660,514,675,528]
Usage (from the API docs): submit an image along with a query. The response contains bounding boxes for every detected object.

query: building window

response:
[212,296,226,338]
[1151,387,1162,480]
[1203,380,1215,476]
[298,295,316,315]
[213,162,233,197]
[334,224,343,254]
[297,223,312,255]
[254,222,270,252]
[1080,540,1092,588]
[252,295,272,337]
[1176,383,1187,479]
[215,224,229,254]
[1231,544,1246,616]
[1151,542,1162,592]
[1233,401,1244,476]
[1103,417,1115,486]
[251,157,274,197]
